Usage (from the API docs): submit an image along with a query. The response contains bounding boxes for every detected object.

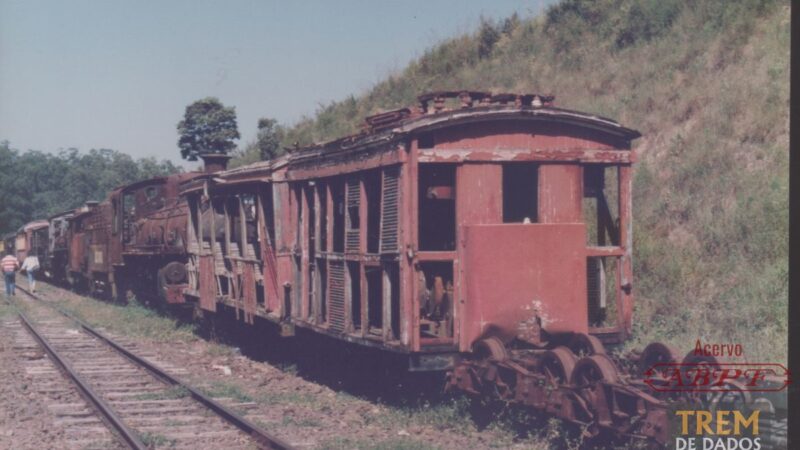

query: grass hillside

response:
[242,0,790,362]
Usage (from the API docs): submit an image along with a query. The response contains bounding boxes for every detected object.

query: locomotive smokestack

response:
[199,153,232,174]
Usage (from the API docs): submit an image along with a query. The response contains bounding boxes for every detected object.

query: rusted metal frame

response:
[17,311,148,449]
[586,247,624,257]
[312,185,322,323]
[416,251,457,261]
[239,195,257,324]
[403,139,420,351]
[618,165,634,337]
[255,190,273,308]
[299,184,311,321]
[359,177,369,338]
[324,182,335,325]
[286,146,402,181]
[383,263,395,342]
[417,147,631,164]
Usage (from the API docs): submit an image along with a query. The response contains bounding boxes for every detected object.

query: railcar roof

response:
[197,91,641,183]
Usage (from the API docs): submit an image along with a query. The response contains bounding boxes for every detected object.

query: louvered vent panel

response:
[328,260,346,332]
[346,178,360,208]
[346,230,360,253]
[380,168,400,253]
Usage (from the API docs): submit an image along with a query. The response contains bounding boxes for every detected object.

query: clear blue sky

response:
[0,0,553,168]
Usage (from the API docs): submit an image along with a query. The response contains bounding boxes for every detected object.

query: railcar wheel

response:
[473,337,508,362]
[638,342,681,377]
[571,354,620,387]
[540,346,577,385]
[568,333,606,357]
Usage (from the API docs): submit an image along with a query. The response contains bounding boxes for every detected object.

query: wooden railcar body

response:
[181,91,640,370]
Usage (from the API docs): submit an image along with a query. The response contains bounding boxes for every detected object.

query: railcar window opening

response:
[241,193,259,260]
[122,193,135,243]
[317,183,328,252]
[583,166,620,246]
[345,177,360,254]
[317,258,327,323]
[418,262,454,339]
[386,263,400,341]
[260,186,276,250]
[502,163,539,223]
[364,170,382,254]
[306,186,316,320]
[348,262,361,331]
[366,266,383,334]
[331,180,345,253]
[256,281,265,307]
[189,197,200,250]
[212,199,227,255]
[112,199,119,235]
[226,196,243,257]
[219,276,229,297]
[418,164,456,251]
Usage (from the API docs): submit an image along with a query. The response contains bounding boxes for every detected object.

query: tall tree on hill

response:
[256,117,285,160]
[177,97,240,161]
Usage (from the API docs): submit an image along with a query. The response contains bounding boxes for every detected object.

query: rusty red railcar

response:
[181,91,639,362]
[14,220,50,263]
[64,172,205,299]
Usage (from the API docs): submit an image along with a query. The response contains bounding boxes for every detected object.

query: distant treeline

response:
[0,141,181,235]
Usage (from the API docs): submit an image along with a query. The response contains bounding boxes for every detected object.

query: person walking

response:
[2,252,20,297]
[21,254,40,293]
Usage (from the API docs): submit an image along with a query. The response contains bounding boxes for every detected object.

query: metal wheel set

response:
[446,335,788,448]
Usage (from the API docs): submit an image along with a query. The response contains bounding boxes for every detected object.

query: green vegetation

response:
[0,143,180,235]
[177,97,240,161]
[200,380,254,403]
[136,431,176,448]
[235,0,789,362]
[48,290,198,343]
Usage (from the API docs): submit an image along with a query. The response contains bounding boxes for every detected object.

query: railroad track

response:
[5,286,294,450]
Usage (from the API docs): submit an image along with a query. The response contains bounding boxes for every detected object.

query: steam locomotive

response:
[8,91,785,447]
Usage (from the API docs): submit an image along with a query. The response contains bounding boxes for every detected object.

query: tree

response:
[256,117,285,161]
[177,97,240,161]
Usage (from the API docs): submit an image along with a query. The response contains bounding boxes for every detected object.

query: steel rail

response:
[15,309,147,450]
[17,286,294,450]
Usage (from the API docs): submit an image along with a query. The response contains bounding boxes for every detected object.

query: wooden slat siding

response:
[328,260,346,332]
[380,167,399,253]
[199,255,216,312]
[257,192,280,307]
[346,177,360,253]
[242,262,257,324]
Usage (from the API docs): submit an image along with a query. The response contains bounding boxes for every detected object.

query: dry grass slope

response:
[239,0,789,362]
